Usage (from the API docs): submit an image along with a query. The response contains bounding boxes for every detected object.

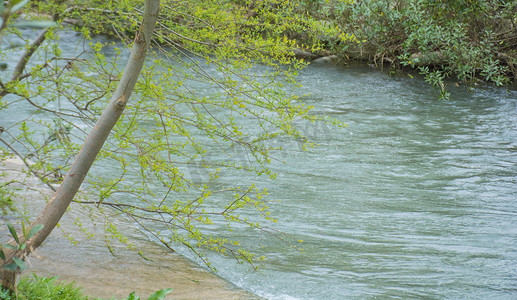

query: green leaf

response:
[0,249,5,261]
[126,291,139,300]
[7,223,19,244]
[18,243,26,251]
[21,220,26,238]
[3,244,16,250]
[10,0,29,13]
[12,20,57,29]
[27,224,44,239]
[12,257,26,270]
[147,289,173,300]
[3,263,18,271]
[0,288,10,300]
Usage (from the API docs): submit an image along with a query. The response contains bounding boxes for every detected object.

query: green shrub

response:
[0,275,172,300]
[295,0,517,92]
[0,183,14,215]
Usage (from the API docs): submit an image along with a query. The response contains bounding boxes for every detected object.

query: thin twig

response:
[11,28,50,82]
[0,136,57,192]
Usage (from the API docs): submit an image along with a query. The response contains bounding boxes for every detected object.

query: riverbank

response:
[0,158,261,299]
[26,225,260,300]
[63,0,516,95]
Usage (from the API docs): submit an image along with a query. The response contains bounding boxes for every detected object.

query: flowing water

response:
[195,64,517,299]
[2,31,517,299]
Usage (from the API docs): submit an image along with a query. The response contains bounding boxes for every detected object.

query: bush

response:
[295,0,517,92]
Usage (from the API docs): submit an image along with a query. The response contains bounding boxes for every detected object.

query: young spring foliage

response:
[0,0,344,268]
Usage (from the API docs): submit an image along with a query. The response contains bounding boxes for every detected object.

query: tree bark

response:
[0,0,160,292]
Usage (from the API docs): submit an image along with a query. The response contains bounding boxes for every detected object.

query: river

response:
[195,64,517,299]
[2,31,517,299]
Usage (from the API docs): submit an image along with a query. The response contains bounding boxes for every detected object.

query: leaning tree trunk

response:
[0,0,160,292]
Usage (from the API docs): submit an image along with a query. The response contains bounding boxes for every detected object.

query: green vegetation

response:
[0,274,172,300]
[0,182,14,215]
[293,0,517,97]
[1,0,513,295]
[0,0,342,290]
[1,222,44,273]
[0,275,87,300]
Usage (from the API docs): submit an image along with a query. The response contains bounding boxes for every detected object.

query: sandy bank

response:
[0,158,261,299]
[26,226,260,300]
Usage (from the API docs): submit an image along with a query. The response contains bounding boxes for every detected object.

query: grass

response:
[0,274,173,300]
[0,275,88,300]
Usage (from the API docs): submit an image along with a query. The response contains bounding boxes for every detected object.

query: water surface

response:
[199,64,517,299]
[2,31,516,299]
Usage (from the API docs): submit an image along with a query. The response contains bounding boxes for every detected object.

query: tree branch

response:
[0,0,161,290]
[10,28,49,82]
[0,135,57,192]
